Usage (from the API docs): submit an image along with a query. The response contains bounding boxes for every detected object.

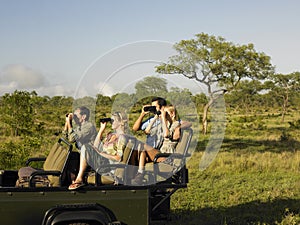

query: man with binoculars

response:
[63,106,97,150]
[132,97,167,149]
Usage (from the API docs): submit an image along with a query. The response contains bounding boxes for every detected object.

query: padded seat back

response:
[172,128,193,171]
[17,138,73,187]
[43,142,69,171]
[145,128,193,183]
[87,135,138,185]
[43,140,73,186]
[113,136,136,182]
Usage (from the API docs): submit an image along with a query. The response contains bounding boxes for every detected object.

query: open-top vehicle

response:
[0,128,193,225]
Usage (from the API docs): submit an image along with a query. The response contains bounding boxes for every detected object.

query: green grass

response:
[1,106,300,224]
[162,112,300,225]
[166,151,300,225]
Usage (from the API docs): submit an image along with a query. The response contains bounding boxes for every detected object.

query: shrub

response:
[0,136,42,169]
[288,119,300,129]
[276,210,300,225]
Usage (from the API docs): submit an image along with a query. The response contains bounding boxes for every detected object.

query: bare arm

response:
[64,113,73,133]
[132,112,146,131]
[161,110,169,138]
[93,122,107,148]
[180,120,192,129]
[99,151,121,162]
[166,121,181,141]
[172,126,181,141]
[132,106,150,131]
[145,115,158,134]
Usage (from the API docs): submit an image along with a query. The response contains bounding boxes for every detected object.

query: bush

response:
[288,119,300,129]
[276,210,300,225]
[0,136,42,169]
[279,130,292,142]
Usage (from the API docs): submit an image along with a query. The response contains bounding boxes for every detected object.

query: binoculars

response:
[100,118,112,123]
[144,106,161,115]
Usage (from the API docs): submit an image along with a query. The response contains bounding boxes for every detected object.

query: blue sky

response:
[0,0,299,97]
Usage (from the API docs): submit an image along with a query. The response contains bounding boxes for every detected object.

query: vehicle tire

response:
[68,223,89,225]
[68,222,101,225]
[68,223,98,225]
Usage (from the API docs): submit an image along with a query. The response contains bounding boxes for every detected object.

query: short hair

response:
[151,97,167,108]
[78,106,90,121]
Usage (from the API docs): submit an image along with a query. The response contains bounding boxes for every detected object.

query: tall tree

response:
[135,76,168,99]
[111,92,135,111]
[264,72,300,122]
[156,33,274,134]
[225,80,264,114]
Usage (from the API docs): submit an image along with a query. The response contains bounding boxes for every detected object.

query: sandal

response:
[68,182,85,190]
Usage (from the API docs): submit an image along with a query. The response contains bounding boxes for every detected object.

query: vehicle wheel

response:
[68,223,96,225]
[68,223,90,225]
[68,222,100,225]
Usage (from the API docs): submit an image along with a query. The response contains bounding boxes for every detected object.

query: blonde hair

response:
[112,111,129,132]
[165,105,179,121]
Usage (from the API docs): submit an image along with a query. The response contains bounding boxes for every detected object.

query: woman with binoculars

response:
[68,111,128,190]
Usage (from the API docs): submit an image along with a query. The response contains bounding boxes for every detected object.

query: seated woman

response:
[132,105,181,185]
[68,111,128,190]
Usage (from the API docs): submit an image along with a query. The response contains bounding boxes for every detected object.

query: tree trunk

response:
[202,98,214,135]
[281,92,289,123]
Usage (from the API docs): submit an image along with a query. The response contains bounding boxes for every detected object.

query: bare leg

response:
[138,147,160,171]
[138,151,146,171]
[143,144,160,161]
[73,153,88,183]
[132,147,161,185]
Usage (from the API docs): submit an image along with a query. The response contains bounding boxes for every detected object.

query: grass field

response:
[1,106,299,224]
[168,151,300,225]
[165,113,300,225]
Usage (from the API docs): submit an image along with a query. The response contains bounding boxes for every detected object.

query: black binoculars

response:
[144,106,161,115]
[100,118,112,123]
[144,106,156,112]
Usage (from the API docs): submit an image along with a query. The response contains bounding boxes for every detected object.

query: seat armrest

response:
[153,152,191,163]
[95,163,127,174]
[168,153,184,159]
[29,170,61,187]
[153,153,171,163]
[25,157,47,166]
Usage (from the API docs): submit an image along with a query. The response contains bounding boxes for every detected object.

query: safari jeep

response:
[0,128,193,225]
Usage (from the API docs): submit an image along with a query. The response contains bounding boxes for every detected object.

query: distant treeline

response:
[0,76,299,169]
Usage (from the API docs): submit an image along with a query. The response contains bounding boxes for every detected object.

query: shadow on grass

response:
[167,198,300,225]
[196,137,300,154]
[221,137,300,153]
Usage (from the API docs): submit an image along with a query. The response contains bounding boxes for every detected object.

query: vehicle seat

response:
[16,138,75,187]
[87,135,139,186]
[144,128,193,184]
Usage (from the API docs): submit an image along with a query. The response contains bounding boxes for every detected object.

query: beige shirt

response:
[160,121,180,154]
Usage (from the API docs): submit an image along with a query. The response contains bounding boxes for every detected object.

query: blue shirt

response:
[141,116,164,149]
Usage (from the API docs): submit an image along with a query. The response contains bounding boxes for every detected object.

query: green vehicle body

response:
[0,128,192,225]
[0,187,148,224]
[0,170,188,225]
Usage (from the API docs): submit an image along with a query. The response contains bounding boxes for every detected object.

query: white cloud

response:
[70,82,115,99]
[0,64,46,89]
[94,81,115,97]
[34,85,75,97]
[0,81,18,94]
[0,64,78,97]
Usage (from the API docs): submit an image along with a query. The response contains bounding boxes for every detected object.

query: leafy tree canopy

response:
[156,32,274,95]
[135,76,168,99]
[0,90,34,136]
